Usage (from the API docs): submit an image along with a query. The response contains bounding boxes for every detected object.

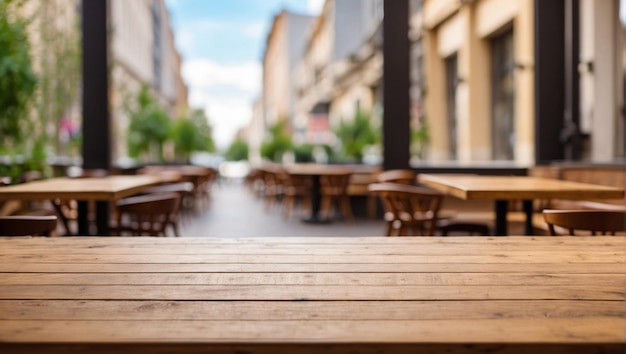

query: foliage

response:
[171,109,216,162]
[0,0,37,147]
[33,0,81,155]
[126,86,172,161]
[293,143,314,163]
[225,139,249,161]
[260,120,292,162]
[333,110,380,162]
[411,119,430,160]
[0,140,49,183]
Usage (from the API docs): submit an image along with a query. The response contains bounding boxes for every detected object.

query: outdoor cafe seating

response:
[543,209,626,236]
[112,192,181,237]
[376,169,491,236]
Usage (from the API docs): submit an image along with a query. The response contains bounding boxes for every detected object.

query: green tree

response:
[33,1,81,155]
[171,109,216,162]
[411,119,430,160]
[260,120,292,162]
[225,139,249,161]
[293,143,314,163]
[126,86,172,162]
[334,110,380,162]
[0,0,37,149]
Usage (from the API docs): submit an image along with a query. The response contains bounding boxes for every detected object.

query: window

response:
[445,54,458,160]
[491,29,515,160]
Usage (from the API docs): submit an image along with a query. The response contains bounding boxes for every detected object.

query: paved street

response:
[183,181,388,237]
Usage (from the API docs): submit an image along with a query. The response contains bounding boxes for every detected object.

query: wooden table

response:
[0,236,623,353]
[0,175,162,235]
[284,164,353,223]
[418,174,625,235]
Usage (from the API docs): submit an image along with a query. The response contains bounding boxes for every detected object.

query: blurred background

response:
[0,0,624,180]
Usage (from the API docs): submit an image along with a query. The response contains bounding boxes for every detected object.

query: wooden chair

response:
[141,182,195,228]
[543,210,626,236]
[0,216,57,236]
[280,172,312,219]
[261,167,284,211]
[376,169,490,235]
[368,183,442,236]
[114,193,181,237]
[377,169,416,185]
[320,172,354,222]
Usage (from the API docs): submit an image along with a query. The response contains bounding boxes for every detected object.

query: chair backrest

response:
[543,210,626,236]
[369,183,442,236]
[0,216,57,236]
[376,169,416,185]
[320,173,352,195]
[116,193,181,236]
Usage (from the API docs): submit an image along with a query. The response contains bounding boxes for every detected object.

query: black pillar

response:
[82,0,111,235]
[534,0,566,164]
[563,0,581,161]
[382,0,411,170]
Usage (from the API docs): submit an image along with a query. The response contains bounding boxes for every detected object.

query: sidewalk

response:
[183,181,387,237]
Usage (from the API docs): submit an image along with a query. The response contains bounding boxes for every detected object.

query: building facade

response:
[110,0,188,161]
[419,0,535,164]
[262,10,316,128]
[255,0,625,165]
[418,0,624,165]
[293,0,383,146]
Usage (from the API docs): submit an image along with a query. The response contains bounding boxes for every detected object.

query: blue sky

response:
[165,0,324,149]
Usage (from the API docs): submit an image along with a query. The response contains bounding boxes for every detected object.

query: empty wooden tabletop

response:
[0,236,624,353]
[0,175,162,201]
[418,174,625,200]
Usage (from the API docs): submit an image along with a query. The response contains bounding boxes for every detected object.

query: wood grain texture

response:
[0,236,623,353]
[418,174,625,200]
[0,175,161,201]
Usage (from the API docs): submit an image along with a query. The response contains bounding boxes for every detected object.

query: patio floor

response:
[183,181,388,237]
[182,180,525,237]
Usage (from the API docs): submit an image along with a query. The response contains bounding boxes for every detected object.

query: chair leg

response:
[385,221,393,236]
[340,196,354,223]
[283,195,294,219]
[366,196,376,219]
[320,196,332,219]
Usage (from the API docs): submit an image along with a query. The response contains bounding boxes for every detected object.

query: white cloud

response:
[307,0,325,15]
[204,98,253,149]
[183,59,261,94]
[183,59,262,149]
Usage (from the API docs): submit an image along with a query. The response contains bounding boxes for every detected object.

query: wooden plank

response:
[1,284,622,301]
[1,343,622,354]
[2,243,624,255]
[2,253,622,264]
[0,318,623,343]
[418,174,625,201]
[2,236,624,245]
[2,300,622,321]
[0,176,160,201]
[0,262,621,273]
[1,273,623,287]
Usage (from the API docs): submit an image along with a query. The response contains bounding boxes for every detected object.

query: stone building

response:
[110,0,188,161]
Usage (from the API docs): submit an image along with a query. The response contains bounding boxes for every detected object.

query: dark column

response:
[563,0,582,161]
[82,0,111,235]
[383,0,411,170]
[534,0,566,163]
